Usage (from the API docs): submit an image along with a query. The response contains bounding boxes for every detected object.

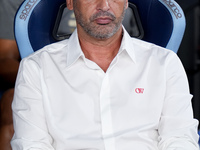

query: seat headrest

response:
[15,0,185,58]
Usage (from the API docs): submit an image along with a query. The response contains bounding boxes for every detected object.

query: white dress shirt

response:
[11,28,199,150]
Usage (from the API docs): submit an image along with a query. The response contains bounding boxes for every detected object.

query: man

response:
[0,0,23,149]
[11,0,199,149]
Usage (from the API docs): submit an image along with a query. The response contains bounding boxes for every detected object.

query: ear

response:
[125,0,128,9]
[66,0,73,10]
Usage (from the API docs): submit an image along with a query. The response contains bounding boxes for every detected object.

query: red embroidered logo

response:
[135,88,144,94]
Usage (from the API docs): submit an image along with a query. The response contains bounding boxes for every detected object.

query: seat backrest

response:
[129,0,186,52]
[15,0,186,59]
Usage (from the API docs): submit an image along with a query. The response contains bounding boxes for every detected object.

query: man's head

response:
[67,0,128,40]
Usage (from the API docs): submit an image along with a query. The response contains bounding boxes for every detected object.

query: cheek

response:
[112,3,127,17]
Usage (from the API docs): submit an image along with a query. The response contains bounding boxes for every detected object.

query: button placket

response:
[99,72,116,150]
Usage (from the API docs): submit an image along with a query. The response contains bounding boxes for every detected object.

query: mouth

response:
[91,11,116,25]
[95,17,113,25]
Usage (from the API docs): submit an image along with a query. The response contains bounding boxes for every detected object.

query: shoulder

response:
[20,39,70,67]
[130,37,178,62]
[123,28,176,61]
[26,39,69,59]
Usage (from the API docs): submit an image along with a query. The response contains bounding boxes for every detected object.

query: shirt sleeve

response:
[11,58,55,150]
[158,52,199,150]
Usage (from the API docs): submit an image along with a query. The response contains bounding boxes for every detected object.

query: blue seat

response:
[14,0,185,59]
[14,0,200,146]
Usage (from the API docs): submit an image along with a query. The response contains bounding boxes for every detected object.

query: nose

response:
[97,0,110,11]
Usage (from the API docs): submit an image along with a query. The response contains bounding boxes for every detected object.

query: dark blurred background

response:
[176,0,200,121]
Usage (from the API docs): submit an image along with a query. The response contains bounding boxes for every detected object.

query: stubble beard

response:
[73,2,126,40]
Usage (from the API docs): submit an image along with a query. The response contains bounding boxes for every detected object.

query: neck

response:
[78,27,123,72]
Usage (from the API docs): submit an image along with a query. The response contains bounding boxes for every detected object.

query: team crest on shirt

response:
[135,88,144,94]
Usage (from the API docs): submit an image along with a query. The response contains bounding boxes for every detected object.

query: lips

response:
[91,11,116,25]
[95,17,113,25]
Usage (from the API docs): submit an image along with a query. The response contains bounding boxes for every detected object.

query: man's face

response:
[72,0,128,39]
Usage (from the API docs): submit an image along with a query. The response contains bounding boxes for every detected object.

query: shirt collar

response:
[119,26,137,63]
[67,29,84,67]
[67,26,136,67]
